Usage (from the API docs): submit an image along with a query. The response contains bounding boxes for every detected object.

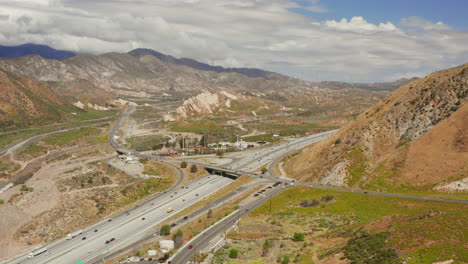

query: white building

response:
[159,240,174,253]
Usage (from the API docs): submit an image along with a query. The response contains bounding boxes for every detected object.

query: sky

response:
[0,0,467,82]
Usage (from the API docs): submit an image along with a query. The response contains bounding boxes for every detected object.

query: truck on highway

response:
[66,229,83,240]
[27,246,48,258]
[166,207,173,213]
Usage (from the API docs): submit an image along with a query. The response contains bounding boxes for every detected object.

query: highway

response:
[0,116,116,136]
[0,121,112,157]
[225,130,336,172]
[4,175,233,264]
[170,182,284,264]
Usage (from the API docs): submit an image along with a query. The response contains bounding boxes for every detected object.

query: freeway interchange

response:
[3,106,466,264]
[3,106,337,264]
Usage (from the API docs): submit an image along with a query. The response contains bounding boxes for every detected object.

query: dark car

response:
[142,217,146,220]
[82,237,86,240]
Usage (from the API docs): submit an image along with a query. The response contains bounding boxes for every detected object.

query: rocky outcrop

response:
[174,91,242,118]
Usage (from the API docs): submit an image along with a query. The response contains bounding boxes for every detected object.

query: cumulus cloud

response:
[324,17,400,33]
[0,0,467,82]
[400,16,451,31]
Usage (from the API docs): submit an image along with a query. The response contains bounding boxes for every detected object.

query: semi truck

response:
[27,246,48,258]
[66,229,83,240]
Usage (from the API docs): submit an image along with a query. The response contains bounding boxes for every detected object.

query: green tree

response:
[216,150,224,157]
[207,209,213,218]
[229,248,239,258]
[292,232,305,242]
[261,167,268,174]
[190,164,198,173]
[160,224,171,236]
[181,161,187,168]
[200,135,207,147]
[179,137,184,149]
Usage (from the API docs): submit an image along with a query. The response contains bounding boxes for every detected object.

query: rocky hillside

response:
[164,90,283,120]
[0,69,65,128]
[284,64,468,192]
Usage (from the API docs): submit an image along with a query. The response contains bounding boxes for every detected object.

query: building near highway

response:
[160,240,174,253]
[208,140,263,151]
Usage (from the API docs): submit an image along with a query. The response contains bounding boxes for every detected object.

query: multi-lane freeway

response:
[4,175,233,264]
[170,184,284,264]
[225,130,337,172]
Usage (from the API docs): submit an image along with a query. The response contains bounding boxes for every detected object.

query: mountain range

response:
[0,43,415,88]
[0,44,77,60]
[0,43,418,129]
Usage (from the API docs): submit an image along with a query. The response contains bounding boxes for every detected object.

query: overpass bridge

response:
[204,167,242,179]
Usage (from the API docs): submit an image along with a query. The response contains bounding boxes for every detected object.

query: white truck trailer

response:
[66,229,83,240]
[27,246,48,258]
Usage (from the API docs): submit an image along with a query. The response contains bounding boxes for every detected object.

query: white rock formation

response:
[319,160,349,187]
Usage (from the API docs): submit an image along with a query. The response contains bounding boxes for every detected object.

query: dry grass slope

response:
[285,64,468,193]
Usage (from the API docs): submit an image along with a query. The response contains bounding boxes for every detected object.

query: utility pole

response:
[269,195,272,214]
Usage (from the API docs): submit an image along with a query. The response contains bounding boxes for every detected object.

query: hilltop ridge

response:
[284,63,468,192]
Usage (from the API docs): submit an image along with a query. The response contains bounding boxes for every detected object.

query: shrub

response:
[173,230,184,248]
[207,209,213,218]
[263,239,271,249]
[0,199,4,205]
[160,225,171,236]
[299,199,320,207]
[292,232,305,242]
[190,165,198,173]
[229,248,238,258]
[344,231,400,264]
[281,255,290,264]
[20,185,33,192]
[181,161,187,168]
[320,195,334,202]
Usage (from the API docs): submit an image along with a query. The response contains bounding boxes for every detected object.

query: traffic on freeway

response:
[225,129,336,172]
[3,175,233,264]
